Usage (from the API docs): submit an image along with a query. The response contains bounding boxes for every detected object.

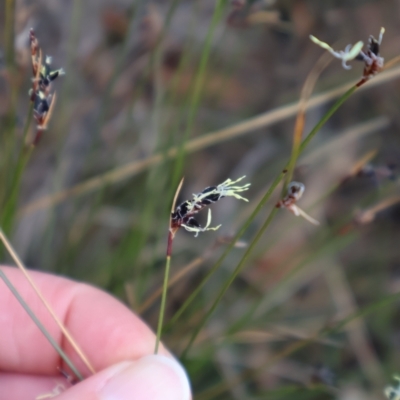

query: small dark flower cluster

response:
[276,181,305,209]
[355,28,385,86]
[276,181,319,225]
[170,176,250,237]
[29,29,65,146]
[310,28,385,86]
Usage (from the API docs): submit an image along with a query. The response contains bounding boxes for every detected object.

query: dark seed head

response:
[200,186,220,203]
[185,217,201,228]
[172,201,190,220]
[369,36,380,55]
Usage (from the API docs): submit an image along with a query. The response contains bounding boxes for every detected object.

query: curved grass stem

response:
[284,53,332,187]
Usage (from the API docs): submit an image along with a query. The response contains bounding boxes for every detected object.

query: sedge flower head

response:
[310,28,385,84]
[276,181,319,226]
[171,176,250,237]
[29,29,64,145]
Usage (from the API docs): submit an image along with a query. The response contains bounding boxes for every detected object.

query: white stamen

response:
[181,209,221,237]
[290,205,320,225]
[216,175,251,201]
[309,35,364,70]
[378,27,385,45]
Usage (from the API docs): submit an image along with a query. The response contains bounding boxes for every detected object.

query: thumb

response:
[56,355,192,400]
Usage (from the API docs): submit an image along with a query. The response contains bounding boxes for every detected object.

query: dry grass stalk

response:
[0,229,95,375]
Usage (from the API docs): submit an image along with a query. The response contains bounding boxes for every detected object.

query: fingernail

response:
[99,355,191,400]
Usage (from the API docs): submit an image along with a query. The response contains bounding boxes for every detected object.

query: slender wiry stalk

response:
[154,178,184,353]
[172,0,226,184]
[154,232,173,354]
[1,100,34,235]
[0,269,84,381]
[1,147,33,234]
[139,255,205,314]
[21,103,34,146]
[285,53,332,186]
[0,228,96,374]
[180,207,279,358]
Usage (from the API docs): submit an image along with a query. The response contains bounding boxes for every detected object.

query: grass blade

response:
[0,269,84,381]
[0,228,96,375]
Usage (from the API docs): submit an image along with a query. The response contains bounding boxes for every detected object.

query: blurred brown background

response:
[2,0,400,398]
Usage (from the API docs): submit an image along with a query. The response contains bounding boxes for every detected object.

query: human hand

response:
[0,266,191,400]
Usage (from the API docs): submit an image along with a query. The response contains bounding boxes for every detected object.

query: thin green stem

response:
[1,146,33,234]
[0,99,34,238]
[1,102,33,212]
[0,269,84,381]
[21,103,34,147]
[180,207,279,358]
[2,0,18,203]
[299,85,357,151]
[155,232,174,353]
[171,0,226,185]
[284,54,332,187]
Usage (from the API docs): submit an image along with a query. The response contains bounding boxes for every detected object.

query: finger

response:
[0,266,168,376]
[56,355,191,400]
[0,373,65,400]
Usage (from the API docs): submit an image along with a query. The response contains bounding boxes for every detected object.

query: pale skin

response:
[0,266,191,400]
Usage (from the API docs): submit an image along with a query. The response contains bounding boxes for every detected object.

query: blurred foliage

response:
[2,0,400,398]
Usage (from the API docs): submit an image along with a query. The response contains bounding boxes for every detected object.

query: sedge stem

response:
[154,231,174,353]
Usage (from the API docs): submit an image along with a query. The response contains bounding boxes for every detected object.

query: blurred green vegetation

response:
[2,0,400,398]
